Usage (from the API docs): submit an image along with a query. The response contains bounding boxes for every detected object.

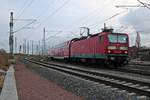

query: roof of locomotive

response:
[50,29,128,49]
[71,33,100,42]
[71,31,128,42]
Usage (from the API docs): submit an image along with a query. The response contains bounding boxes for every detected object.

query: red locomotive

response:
[48,27,129,67]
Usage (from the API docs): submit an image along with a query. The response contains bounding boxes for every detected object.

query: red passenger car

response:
[48,28,129,67]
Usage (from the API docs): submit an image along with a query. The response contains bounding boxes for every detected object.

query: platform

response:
[0,63,83,100]
[0,65,18,100]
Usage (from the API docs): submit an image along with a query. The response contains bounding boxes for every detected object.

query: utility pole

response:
[36,45,39,55]
[15,37,17,54]
[136,32,141,58]
[23,43,25,54]
[32,40,34,55]
[27,41,29,55]
[39,41,41,55]
[24,39,26,54]
[23,43,24,54]
[19,45,22,54]
[9,12,14,55]
[43,28,46,55]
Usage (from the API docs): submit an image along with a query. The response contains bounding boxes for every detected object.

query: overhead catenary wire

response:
[14,19,36,21]
[22,0,71,43]
[16,0,35,19]
[23,0,71,44]
[19,1,57,40]
[116,5,145,7]
[32,0,71,31]
[137,0,150,10]
[35,0,56,20]
[16,0,134,51]
[45,31,62,41]
[13,0,36,46]
[89,9,128,29]
[115,0,150,9]
[13,19,36,34]
[18,0,70,52]
[12,0,36,37]
[115,0,150,34]
[15,0,30,18]
[68,0,116,31]
[79,0,116,27]
[46,0,118,44]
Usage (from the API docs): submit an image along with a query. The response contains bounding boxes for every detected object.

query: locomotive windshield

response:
[108,34,128,43]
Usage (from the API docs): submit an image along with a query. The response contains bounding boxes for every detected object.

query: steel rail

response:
[25,58,150,97]
[30,58,150,86]
[117,67,150,76]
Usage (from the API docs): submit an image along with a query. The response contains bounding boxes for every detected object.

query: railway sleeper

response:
[26,58,150,97]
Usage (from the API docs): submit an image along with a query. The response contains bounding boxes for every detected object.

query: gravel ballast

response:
[23,60,150,100]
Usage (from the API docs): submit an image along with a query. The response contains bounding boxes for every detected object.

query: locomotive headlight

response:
[108,50,111,53]
[108,46,117,50]
[119,46,128,50]
[124,51,128,54]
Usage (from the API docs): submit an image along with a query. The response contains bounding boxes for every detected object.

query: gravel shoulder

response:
[15,62,84,100]
[23,60,150,100]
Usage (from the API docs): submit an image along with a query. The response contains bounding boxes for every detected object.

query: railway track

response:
[118,67,150,76]
[30,56,150,76]
[65,62,150,77]
[25,58,150,97]
[33,56,150,77]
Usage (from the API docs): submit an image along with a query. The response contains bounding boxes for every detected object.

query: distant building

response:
[129,46,150,61]
[139,48,150,61]
[129,46,138,59]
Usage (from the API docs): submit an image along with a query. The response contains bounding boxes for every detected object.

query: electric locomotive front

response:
[105,32,129,66]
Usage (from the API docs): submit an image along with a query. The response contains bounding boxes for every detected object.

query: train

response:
[48,27,129,68]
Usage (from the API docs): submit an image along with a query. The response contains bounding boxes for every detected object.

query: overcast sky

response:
[0,0,149,52]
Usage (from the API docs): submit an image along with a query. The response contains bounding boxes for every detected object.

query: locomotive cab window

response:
[118,35,128,43]
[108,34,117,43]
[99,36,103,43]
[108,34,128,43]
